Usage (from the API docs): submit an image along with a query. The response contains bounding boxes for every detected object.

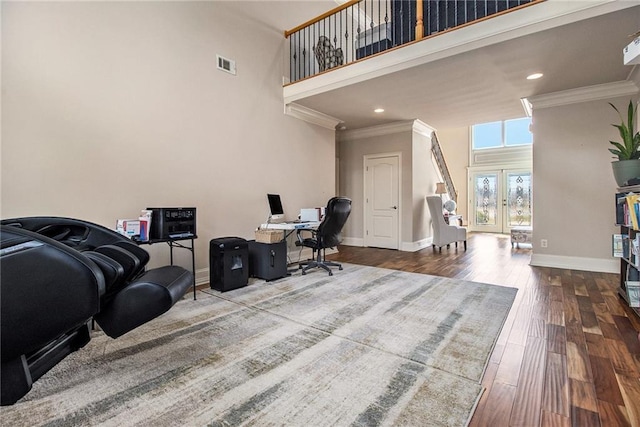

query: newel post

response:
[415,0,424,40]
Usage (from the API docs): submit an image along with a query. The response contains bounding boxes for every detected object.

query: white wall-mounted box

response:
[623,36,640,65]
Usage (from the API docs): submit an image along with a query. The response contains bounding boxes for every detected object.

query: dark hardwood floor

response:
[326,233,640,426]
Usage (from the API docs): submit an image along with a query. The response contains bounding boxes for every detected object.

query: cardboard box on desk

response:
[255,229,284,244]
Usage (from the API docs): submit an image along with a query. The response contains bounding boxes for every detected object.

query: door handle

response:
[391,206,397,210]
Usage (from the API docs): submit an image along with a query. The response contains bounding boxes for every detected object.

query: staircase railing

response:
[431,132,457,202]
[284,0,543,84]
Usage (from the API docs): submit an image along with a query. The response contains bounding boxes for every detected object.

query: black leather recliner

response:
[0,217,194,405]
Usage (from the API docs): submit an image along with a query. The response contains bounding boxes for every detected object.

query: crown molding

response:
[284,103,342,130]
[413,119,437,138]
[338,119,436,142]
[628,65,640,86]
[528,81,639,110]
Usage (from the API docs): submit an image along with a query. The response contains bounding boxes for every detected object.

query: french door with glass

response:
[469,169,532,233]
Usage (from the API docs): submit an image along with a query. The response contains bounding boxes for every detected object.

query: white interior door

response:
[470,169,532,233]
[364,155,399,249]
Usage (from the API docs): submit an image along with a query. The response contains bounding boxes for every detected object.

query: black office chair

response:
[297,197,351,276]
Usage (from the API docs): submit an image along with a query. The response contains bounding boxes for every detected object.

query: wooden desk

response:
[259,221,321,241]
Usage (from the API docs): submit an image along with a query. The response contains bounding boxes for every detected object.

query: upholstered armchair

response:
[426,196,467,252]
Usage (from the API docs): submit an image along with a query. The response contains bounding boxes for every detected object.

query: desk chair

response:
[297,197,351,275]
[426,196,467,252]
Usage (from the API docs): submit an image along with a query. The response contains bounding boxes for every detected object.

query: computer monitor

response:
[267,194,285,223]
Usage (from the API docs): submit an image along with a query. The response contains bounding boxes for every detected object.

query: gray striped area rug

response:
[2,264,517,426]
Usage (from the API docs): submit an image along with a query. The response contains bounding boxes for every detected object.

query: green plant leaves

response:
[610,100,640,160]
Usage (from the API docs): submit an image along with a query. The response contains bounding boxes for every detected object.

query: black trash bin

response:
[209,237,248,292]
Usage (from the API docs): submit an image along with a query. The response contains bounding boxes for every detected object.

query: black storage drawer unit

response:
[209,237,248,292]
[248,240,287,281]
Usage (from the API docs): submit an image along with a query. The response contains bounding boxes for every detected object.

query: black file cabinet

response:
[248,240,287,281]
[209,237,248,292]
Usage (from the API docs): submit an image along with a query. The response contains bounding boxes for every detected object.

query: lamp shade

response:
[435,182,446,195]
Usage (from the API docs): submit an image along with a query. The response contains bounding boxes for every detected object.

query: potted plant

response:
[609,100,640,187]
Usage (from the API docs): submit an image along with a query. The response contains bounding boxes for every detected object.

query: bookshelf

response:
[615,185,640,318]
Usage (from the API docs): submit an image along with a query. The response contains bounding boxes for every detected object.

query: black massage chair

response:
[0,217,194,405]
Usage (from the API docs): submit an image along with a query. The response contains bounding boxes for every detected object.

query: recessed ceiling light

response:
[374,108,385,113]
[526,73,543,80]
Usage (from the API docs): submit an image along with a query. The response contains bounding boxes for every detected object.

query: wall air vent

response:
[216,54,236,75]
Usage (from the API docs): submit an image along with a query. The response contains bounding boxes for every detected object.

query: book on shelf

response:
[622,234,632,261]
[626,194,640,229]
[613,234,625,257]
[625,281,640,307]
[616,192,627,225]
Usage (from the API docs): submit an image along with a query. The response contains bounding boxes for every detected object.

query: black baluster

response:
[384,0,389,52]
[297,28,301,79]
[356,5,361,59]
[289,33,293,82]
[456,0,465,26]
[466,0,476,23]
[487,0,497,17]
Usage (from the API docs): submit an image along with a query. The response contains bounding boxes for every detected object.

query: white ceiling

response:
[282,3,640,130]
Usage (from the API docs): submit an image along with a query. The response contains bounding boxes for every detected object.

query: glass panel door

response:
[470,169,532,233]
[471,172,502,232]
[505,171,532,230]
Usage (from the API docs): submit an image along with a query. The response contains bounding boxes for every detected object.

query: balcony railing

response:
[284,0,543,84]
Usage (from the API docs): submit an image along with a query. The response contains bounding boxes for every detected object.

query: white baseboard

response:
[401,238,433,252]
[342,237,364,247]
[197,248,617,281]
[530,253,619,274]
[195,268,210,286]
[341,237,433,252]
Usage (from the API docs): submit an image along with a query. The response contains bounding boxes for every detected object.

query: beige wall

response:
[1,2,336,275]
[338,129,413,243]
[435,127,470,221]
[411,131,431,242]
[338,122,441,248]
[532,94,638,266]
